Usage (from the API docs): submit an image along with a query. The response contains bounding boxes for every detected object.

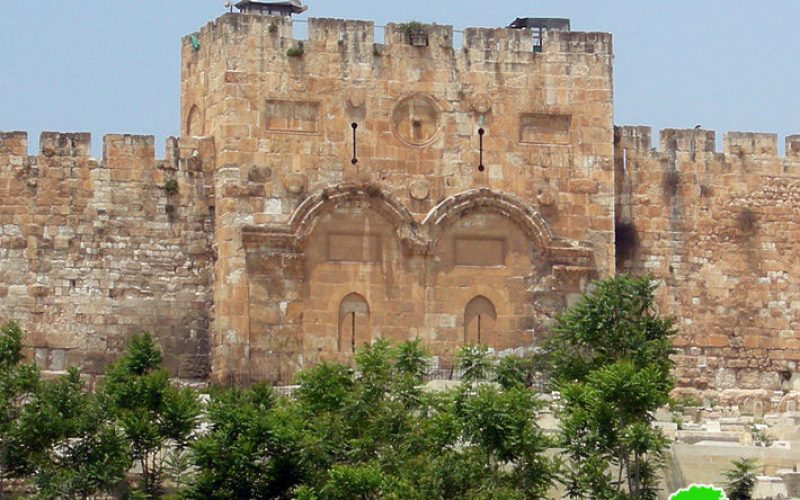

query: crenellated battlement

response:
[0,129,215,378]
[183,12,611,64]
[615,123,800,397]
[0,131,215,175]
[615,125,800,172]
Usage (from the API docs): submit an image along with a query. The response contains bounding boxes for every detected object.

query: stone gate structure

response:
[1,10,799,398]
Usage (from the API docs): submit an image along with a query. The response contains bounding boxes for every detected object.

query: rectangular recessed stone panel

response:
[519,113,571,144]
[265,99,320,133]
[454,238,506,267]
[328,233,381,262]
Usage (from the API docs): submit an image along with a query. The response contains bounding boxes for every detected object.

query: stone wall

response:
[0,131,215,379]
[182,13,615,383]
[616,126,800,398]
[4,12,800,392]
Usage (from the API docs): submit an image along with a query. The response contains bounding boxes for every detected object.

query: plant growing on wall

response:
[287,41,305,57]
[398,21,429,46]
[398,21,427,35]
[162,178,179,195]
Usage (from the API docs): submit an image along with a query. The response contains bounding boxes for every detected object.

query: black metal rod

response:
[351,122,359,165]
[478,128,485,171]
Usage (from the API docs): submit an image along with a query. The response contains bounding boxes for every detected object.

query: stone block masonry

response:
[181,13,613,383]
[3,10,798,395]
[616,126,800,399]
[0,131,215,379]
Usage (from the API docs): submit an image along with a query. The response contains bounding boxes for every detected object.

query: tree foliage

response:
[188,339,554,499]
[1,321,130,498]
[0,321,41,488]
[13,368,130,498]
[546,275,677,499]
[101,333,200,497]
[723,457,758,500]
[1,275,681,498]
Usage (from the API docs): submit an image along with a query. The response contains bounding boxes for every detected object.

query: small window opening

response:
[338,293,370,353]
[464,296,497,346]
[407,30,429,47]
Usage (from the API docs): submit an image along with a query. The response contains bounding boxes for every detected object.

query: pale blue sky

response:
[1,1,798,156]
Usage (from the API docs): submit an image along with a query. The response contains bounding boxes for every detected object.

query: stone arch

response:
[422,188,553,252]
[338,293,370,353]
[753,400,765,420]
[186,105,203,136]
[290,183,425,251]
[464,295,497,346]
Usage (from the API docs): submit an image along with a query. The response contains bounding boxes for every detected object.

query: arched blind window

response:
[338,293,370,353]
[464,296,496,346]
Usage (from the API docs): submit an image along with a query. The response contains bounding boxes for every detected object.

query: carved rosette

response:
[391,94,441,147]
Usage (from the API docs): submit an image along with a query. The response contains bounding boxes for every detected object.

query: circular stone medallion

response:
[283,173,307,194]
[408,180,430,200]
[391,94,441,147]
[470,93,492,114]
[536,183,558,207]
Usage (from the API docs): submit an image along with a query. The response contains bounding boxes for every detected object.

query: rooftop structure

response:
[235,0,307,16]
[508,17,571,52]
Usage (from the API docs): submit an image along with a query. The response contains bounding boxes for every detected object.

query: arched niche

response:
[428,203,537,354]
[423,188,552,253]
[464,296,497,346]
[298,188,417,360]
[186,105,203,136]
[338,293,370,353]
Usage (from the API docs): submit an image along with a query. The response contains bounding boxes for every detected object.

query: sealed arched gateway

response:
[240,184,598,382]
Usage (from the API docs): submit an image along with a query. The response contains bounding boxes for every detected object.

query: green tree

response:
[0,320,40,491]
[453,384,554,498]
[723,457,758,500]
[546,275,677,499]
[13,368,130,498]
[669,485,725,500]
[394,339,428,379]
[187,339,555,499]
[456,344,493,385]
[187,385,305,499]
[101,333,200,497]
[494,355,530,389]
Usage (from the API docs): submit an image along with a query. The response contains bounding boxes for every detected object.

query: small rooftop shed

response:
[235,0,308,16]
[508,17,571,52]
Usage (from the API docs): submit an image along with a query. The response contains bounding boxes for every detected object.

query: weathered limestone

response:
[180,14,613,383]
[3,10,798,392]
[616,126,800,399]
[0,132,215,378]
